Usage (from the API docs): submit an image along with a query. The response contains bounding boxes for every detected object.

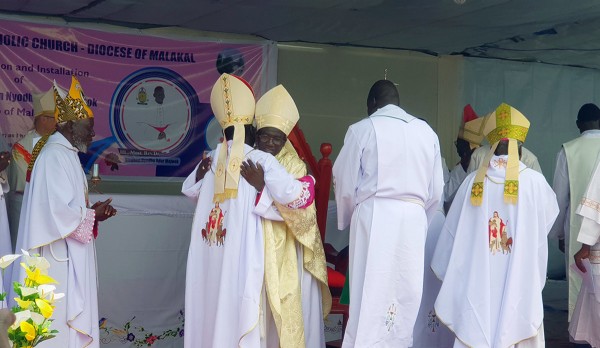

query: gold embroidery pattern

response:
[262,149,331,348]
[581,197,600,214]
[487,125,529,144]
[504,180,518,204]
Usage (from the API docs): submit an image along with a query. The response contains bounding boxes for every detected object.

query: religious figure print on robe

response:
[202,202,226,246]
[488,211,512,255]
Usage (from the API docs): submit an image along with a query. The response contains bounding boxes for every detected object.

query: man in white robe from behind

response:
[432,104,559,348]
[569,153,600,347]
[12,77,117,347]
[333,79,444,347]
[182,74,316,348]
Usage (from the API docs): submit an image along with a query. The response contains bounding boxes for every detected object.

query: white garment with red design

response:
[432,155,558,348]
[182,142,312,348]
[570,154,600,348]
[333,104,444,347]
[12,132,99,348]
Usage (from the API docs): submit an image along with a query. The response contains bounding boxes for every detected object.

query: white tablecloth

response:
[91,193,195,348]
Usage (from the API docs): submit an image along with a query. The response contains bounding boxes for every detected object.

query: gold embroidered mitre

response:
[256,85,299,136]
[471,103,530,206]
[53,76,94,123]
[33,87,55,117]
[210,73,255,203]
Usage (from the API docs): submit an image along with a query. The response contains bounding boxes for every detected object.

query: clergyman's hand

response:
[195,157,212,183]
[92,198,118,222]
[574,244,591,273]
[0,151,10,172]
[240,159,265,192]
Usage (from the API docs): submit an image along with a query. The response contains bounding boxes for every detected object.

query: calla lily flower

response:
[20,320,36,341]
[23,265,57,285]
[20,286,39,297]
[37,284,57,299]
[0,254,21,269]
[14,298,33,309]
[36,298,54,319]
[10,310,32,329]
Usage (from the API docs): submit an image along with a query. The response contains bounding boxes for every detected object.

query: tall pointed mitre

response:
[53,75,94,123]
[210,73,255,203]
[33,87,55,117]
[470,103,530,206]
[457,104,486,150]
[256,85,299,136]
[255,84,300,158]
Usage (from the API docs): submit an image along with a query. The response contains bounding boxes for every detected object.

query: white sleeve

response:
[0,170,8,194]
[254,153,303,205]
[332,127,364,230]
[253,188,284,221]
[181,163,203,199]
[550,148,569,240]
[425,140,444,223]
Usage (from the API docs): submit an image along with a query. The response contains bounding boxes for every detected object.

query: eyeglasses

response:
[257,133,285,146]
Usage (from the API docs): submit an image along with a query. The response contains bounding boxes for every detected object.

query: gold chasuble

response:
[263,146,331,348]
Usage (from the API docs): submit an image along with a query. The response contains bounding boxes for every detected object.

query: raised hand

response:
[240,159,265,191]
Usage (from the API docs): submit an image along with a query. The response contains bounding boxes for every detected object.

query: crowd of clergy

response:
[0,73,599,348]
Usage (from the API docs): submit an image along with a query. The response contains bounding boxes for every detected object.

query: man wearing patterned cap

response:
[6,87,57,250]
[239,85,331,348]
[444,104,486,210]
[12,76,117,348]
[182,74,317,347]
[550,103,600,327]
[432,103,559,347]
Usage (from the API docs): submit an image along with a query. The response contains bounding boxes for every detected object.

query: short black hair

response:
[223,124,255,146]
[577,103,600,122]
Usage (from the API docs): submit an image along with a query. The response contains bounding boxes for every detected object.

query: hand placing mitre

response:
[240,159,265,192]
[92,198,118,222]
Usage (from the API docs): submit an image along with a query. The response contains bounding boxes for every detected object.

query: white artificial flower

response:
[20,287,38,297]
[0,254,21,269]
[24,255,50,272]
[30,312,45,325]
[10,310,31,329]
[37,284,57,299]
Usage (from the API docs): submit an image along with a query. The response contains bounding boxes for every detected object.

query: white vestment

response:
[0,170,10,307]
[444,163,467,209]
[467,145,542,174]
[12,132,99,348]
[569,154,600,347]
[182,142,306,348]
[411,203,453,347]
[432,156,559,348]
[333,104,444,347]
[549,129,600,318]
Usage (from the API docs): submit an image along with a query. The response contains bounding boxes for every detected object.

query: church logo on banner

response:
[488,211,513,255]
[202,203,227,246]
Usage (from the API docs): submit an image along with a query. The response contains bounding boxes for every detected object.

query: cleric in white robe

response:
[432,103,559,348]
[12,77,117,348]
[333,80,444,347]
[569,153,600,347]
[182,74,315,348]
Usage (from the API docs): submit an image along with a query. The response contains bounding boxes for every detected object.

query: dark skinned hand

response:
[574,243,591,273]
[195,157,212,182]
[92,198,117,222]
[240,159,265,192]
[0,151,10,172]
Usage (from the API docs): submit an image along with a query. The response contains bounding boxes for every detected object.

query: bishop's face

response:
[72,118,95,153]
[256,127,286,156]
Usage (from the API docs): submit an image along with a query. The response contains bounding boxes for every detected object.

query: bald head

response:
[367,80,400,115]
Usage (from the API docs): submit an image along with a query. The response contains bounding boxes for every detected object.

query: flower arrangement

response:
[0,250,63,348]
